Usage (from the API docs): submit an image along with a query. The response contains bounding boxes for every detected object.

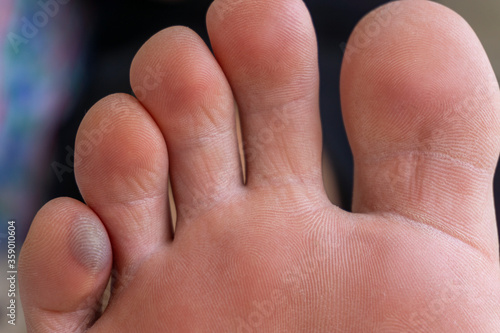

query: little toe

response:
[19,198,111,333]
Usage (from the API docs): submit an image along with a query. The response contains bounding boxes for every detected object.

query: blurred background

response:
[1,0,499,331]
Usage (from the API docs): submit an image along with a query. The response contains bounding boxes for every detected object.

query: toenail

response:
[70,218,111,273]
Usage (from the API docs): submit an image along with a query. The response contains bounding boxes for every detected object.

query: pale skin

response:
[19,0,500,331]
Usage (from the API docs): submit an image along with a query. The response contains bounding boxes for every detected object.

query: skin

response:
[19,0,500,332]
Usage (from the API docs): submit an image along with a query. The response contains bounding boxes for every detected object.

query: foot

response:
[19,0,500,331]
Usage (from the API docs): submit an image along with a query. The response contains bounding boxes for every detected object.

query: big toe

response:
[341,0,500,255]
